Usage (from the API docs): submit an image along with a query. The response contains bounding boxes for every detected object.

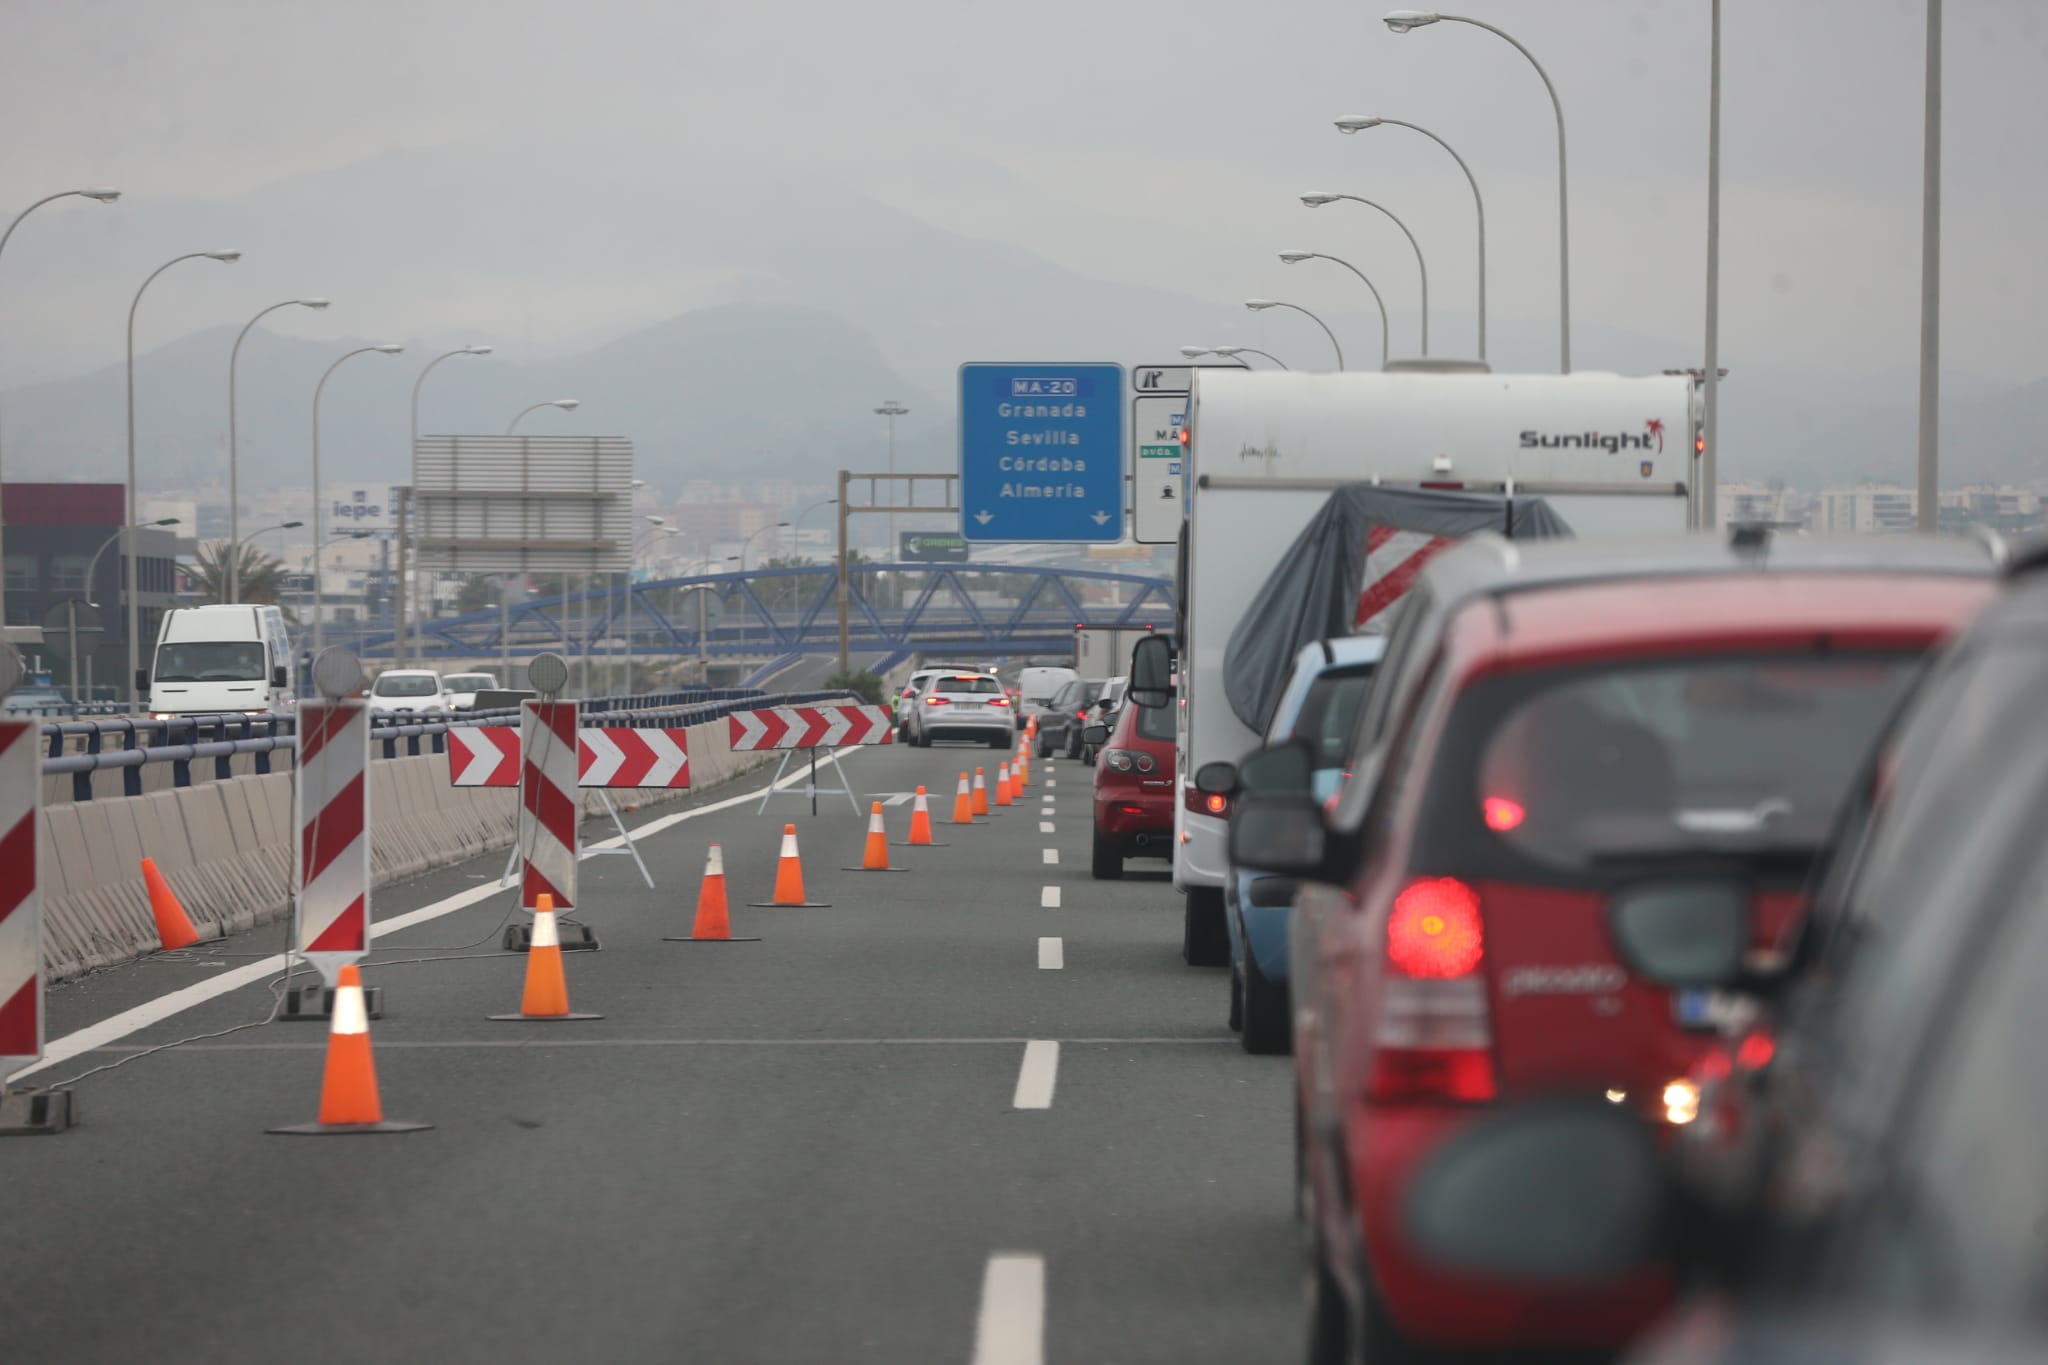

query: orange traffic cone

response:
[844,802,903,871]
[140,856,202,950]
[269,965,430,1135]
[897,787,947,847]
[748,825,830,908]
[972,767,991,816]
[995,761,1015,807]
[1015,747,1031,789]
[490,896,604,1019]
[673,844,764,939]
[951,771,976,824]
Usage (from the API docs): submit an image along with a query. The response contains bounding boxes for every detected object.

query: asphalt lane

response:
[1,742,1299,1364]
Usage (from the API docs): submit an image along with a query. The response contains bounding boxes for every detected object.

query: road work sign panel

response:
[958,362,1125,543]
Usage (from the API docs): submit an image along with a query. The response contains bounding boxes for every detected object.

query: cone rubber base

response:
[504,923,601,952]
[745,900,831,908]
[280,984,385,1021]
[487,1011,606,1021]
[662,935,763,942]
[893,840,949,848]
[268,1119,433,1136]
[0,1088,77,1136]
[840,866,911,872]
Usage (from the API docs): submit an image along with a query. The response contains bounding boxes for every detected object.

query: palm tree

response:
[189,541,295,620]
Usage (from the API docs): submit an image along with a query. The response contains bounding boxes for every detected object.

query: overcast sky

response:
[3,0,2044,390]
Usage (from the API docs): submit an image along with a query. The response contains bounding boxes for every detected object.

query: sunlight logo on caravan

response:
[1518,419,1665,457]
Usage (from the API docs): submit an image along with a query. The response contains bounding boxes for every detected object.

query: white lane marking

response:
[1040,886,1061,909]
[1038,821,1054,834]
[20,749,866,1081]
[1012,1040,1059,1109]
[1041,848,1058,865]
[1046,779,1057,788]
[1037,936,1063,969]
[972,1253,1045,1365]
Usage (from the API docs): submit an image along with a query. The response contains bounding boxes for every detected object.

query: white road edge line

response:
[1037,936,1063,970]
[1040,886,1060,909]
[1011,1040,1059,1109]
[1042,848,1058,865]
[1038,821,1054,834]
[971,1254,1046,1365]
[19,748,866,1081]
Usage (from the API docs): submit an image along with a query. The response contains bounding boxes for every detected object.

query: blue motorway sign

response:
[958,362,1125,542]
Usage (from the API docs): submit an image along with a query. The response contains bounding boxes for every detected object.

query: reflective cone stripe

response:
[519,897,574,1017]
[694,845,733,938]
[769,825,807,906]
[141,856,201,951]
[907,788,936,845]
[995,762,1014,807]
[316,965,384,1126]
[972,768,990,816]
[861,803,891,870]
[951,773,974,824]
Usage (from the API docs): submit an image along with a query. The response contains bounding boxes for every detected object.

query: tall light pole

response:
[1245,299,1343,371]
[228,297,329,602]
[738,520,791,656]
[1383,11,1569,371]
[1702,0,1723,530]
[127,249,240,700]
[1917,0,1942,531]
[874,401,908,555]
[1181,345,1290,370]
[1279,251,1389,369]
[86,518,179,607]
[400,345,492,666]
[623,516,677,696]
[0,186,119,633]
[1301,193,1428,354]
[1337,116,1485,362]
[312,344,404,655]
[506,398,579,434]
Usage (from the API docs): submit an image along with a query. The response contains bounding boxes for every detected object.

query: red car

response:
[1088,688,1176,879]
[1240,533,1998,1363]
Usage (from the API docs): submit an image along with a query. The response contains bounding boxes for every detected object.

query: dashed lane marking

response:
[1042,848,1058,865]
[1011,1040,1059,1109]
[1040,886,1061,908]
[971,1254,1045,1365]
[1038,821,1054,834]
[1037,937,1063,970]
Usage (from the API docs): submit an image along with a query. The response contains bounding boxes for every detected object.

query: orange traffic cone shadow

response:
[141,856,202,950]
[748,825,830,907]
[269,965,431,1135]
[490,896,605,1019]
[843,801,908,871]
[972,768,992,817]
[896,786,948,846]
[995,762,1015,807]
[671,844,764,939]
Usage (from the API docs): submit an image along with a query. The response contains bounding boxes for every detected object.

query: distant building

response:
[1817,485,1919,534]
[1940,484,2043,530]
[1,482,178,698]
[1720,482,1786,526]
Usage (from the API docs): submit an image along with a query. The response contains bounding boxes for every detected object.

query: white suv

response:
[906,672,1014,748]
[367,669,446,715]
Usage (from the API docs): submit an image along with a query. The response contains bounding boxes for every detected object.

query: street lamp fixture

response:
[86,518,179,609]
[229,297,331,602]
[1279,251,1389,368]
[1181,345,1291,370]
[310,344,403,656]
[1301,192,1431,354]
[1336,114,1486,361]
[1382,9,1440,32]
[1244,299,1344,371]
[401,345,494,665]
[505,398,581,434]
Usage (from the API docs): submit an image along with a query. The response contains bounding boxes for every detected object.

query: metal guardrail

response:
[39,687,862,802]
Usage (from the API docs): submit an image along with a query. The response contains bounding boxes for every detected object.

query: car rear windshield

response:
[1421,653,1922,877]
[1291,665,1377,768]
[938,676,1001,695]
[154,641,265,683]
[1055,681,1104,708]
[374,675,441,698]
[444,676,493,691]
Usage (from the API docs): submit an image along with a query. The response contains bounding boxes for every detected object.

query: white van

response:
[147,604,295,717]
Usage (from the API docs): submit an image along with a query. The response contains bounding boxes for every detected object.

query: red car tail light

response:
[1101,749,1155,774]
[1481,796,1525,832]
[1368,877,1496,1104]
[924,696,950,706]
[989,696,1011,707]
[1185,785,1230,817]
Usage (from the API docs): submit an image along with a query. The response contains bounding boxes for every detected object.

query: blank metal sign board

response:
[412,435,633,574]
[958,363,1124,543]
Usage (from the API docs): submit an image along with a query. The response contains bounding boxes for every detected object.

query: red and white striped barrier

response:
[449,725,691,789]
[294,701,372,983]
[519,701,581,910]
[728,704,896,752]
[0,719,41,1080]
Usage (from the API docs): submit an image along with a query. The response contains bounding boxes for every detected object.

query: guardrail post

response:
[173,752,192,788]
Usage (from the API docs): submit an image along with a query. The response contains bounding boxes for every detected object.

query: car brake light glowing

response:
[1386,878,1484,979]
[1735,1032,1776,1071]
[1204,793,1228,815]
[1481,796,1525,832]
[925,696,950,706]
[989,696,1011,706]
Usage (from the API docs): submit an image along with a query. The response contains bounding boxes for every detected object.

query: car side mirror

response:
[1194,761,1237,795]
[135,668,150,693]
[1128,634,1172,708]
[1081,724,1110,746]
[1608,880,1751,988]
[1227,794,1330,877]
[1238,737,1315,795]
[272,666,289,689]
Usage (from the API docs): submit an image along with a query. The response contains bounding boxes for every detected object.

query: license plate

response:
[1674,988,1759,1032]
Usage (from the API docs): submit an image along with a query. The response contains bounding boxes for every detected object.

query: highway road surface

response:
[3,742,1299,1364]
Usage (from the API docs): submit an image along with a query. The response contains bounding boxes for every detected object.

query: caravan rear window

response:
[154,641,265,683]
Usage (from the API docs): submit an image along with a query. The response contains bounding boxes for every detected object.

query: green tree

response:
[188,542,296,621]
[826,669,885,705]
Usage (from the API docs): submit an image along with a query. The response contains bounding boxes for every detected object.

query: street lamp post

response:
[0,187,119,633]
[1917,0,1942,530]
[1383,11,1569,371]
[1301,193,1429,354]
[505,398,579,434]
[86,518,179,608]
[504,396,583,678]
[1279,251,1389,368]
[312,344,403,656]
[623,515,675,697]
[399,345,492,666]
[127,249,240,701]
[738,520,791,656]
[1337,116,1486,362]
[1244,300,1343,370]
[228,297,329,601]
[874,401,908,555]
[1181,346,1290,370]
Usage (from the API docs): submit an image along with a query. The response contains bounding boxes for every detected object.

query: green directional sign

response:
[900,531,969,563]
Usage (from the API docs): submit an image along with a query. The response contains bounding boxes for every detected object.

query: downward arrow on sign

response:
[974,510,994,525]
[1091,510,1111,525]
